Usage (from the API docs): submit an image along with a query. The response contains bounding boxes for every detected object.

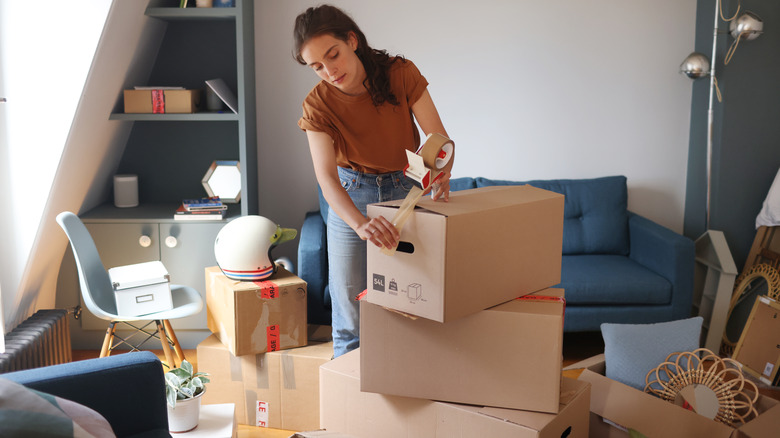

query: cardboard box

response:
[321,348,590,438]
[733,296,780,385]
[123,89,201,113]
[578,357,780,437]
[108,261,172,316]
[366,185,564,322]
[206,266,307,356]
[360,288,565,413]
[197,334,333,430]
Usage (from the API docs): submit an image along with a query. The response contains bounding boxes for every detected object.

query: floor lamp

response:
[679,1,763,353]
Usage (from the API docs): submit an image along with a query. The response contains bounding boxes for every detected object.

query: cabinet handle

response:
[165,236,178,248]
[139,235,152,248]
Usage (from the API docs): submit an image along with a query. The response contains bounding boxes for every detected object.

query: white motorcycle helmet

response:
[214,215,297,281]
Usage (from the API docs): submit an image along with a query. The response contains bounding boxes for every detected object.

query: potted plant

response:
[165,360,210,433]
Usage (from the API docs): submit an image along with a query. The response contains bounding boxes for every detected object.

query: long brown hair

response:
[293,4,403,107]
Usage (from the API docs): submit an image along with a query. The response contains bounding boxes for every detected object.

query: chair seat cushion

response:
[560,255,672,305]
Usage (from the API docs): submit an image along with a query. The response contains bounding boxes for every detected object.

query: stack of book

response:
[174,197,226,221]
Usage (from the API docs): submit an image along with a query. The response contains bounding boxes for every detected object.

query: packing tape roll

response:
[381,134,454,256]
[418,133,454,176]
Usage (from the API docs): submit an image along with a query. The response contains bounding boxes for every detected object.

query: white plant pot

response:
[167,389,205,433]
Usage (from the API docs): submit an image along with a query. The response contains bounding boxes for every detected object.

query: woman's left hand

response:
[426,171,451,201]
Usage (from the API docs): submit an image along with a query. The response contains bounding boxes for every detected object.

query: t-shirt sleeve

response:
[402,60,429,106]
[298,96,338,142]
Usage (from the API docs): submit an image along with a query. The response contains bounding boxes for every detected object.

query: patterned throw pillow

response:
[601,316,703,390]
[0,378,116,438]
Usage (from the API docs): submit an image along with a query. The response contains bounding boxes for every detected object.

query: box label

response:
[764,362,775,377]
[151,89,165,113]
[255,281,279,299]
[372,274,385,292]
[267,325,280,351]
[255,400,269,427]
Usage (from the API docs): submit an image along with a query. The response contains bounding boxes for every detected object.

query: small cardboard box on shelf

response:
[360,288,565,413]
[205,266,307,356]
[366,184,564,322]
[321,348,590,438]
[123,88,201,114]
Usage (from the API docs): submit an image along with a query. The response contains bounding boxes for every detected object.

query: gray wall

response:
[684,0,780,271]
[255,0,699,266]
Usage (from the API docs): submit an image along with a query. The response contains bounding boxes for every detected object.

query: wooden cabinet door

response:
[159,222,223,329]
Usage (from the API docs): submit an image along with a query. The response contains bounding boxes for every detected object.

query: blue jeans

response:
[328,166,415,357]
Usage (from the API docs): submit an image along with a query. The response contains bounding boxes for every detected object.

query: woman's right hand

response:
[357,215,399,249]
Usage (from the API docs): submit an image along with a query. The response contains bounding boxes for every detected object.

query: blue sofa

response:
[298,175,695,331]
[3,351,171,437]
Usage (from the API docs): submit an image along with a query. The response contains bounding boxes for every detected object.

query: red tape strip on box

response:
[267,324,280,352]
[516,294,566,326]
[254,281,278,299]
[151,89,165,113]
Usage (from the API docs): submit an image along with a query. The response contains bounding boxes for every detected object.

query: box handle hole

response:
[396,241,415,254]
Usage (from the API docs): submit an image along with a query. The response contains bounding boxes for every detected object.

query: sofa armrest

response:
[628,212,695,319]
[298,210,331,325]
[3,351,169,437]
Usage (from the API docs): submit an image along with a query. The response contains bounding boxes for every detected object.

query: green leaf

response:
[166,389,177,408]
[180,360,194,376]
[165,373,182,388]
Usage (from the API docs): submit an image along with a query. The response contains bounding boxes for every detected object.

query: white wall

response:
[0,1,111,331]
[255,0,698,260]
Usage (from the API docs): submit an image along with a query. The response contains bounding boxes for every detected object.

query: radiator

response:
[0,309,72,373]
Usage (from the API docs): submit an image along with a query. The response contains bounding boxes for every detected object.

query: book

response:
[182,197,225,211]
[174,205,223,221]
[205,78,238,113]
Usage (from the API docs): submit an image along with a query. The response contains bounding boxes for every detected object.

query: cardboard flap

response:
[579,366,733,437]
[476,378,589,430]
[371,185,563,217]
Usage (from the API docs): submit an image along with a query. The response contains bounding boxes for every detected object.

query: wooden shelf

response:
[81,202,240,223]
[110,112,239,122]
[145,7,237,20]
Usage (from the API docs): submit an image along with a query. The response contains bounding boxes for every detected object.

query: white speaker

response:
[114,174,139,208]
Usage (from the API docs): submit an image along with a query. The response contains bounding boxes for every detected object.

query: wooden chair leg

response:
[156,320,176,368]
[100,322,116,358]
[163,319,186,365]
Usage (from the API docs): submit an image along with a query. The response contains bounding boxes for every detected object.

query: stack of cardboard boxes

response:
[197,265,334,431]
[319,185,593,437]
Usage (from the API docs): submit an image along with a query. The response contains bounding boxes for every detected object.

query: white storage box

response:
[108,261,173,316]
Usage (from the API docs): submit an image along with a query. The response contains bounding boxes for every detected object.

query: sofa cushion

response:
[561,255,672,305]
[475,176,629,255]
[449,177,477,192]
[601,316,703,390]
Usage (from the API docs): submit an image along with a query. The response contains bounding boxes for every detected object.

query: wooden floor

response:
[73,331,604,437]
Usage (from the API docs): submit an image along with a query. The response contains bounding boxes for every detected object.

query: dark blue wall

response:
[684,0,780,271]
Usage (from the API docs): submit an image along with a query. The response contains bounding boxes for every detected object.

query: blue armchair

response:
[3,351,170,438]
[298,175,695,332]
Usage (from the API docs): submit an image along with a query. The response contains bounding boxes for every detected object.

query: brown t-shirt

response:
[298,58,429,174]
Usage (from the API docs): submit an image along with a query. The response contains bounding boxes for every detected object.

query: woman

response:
[294,4,452,357]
